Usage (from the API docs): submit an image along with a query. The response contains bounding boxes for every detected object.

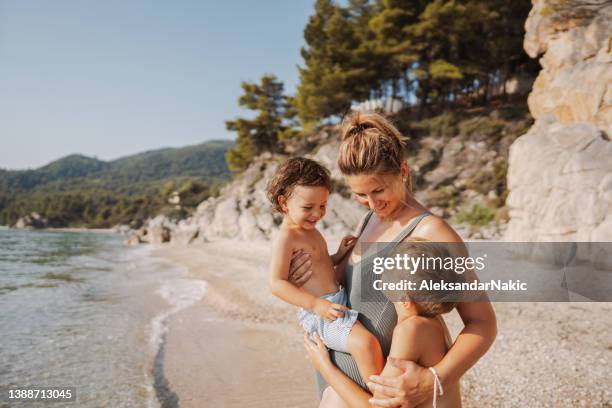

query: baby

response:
[378,238,464,408]
[267,157,383,385]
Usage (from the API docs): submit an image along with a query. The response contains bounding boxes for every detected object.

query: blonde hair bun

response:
[338,112,411,191]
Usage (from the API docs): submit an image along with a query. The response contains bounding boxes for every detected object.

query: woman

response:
[288,112,497,407]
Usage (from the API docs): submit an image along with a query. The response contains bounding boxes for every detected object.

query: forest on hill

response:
[0,141,231,228]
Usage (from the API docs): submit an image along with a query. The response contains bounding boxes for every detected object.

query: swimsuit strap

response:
[383,211,431,254]
[391,211,431,243]
[357,211,374,237]
[357,210,430,242]
[355,211,431,261]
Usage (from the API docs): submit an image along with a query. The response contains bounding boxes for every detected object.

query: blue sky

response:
[0,0,314,170]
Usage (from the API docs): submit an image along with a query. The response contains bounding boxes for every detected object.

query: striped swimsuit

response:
[315,210,431,394]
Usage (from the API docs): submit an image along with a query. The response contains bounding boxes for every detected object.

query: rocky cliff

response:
[126,106,533,245]
[126,130,365,245]
[505,0,611,241]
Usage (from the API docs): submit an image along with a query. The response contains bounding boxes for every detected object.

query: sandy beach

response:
[153,240,611,408]
[153,240,318,408]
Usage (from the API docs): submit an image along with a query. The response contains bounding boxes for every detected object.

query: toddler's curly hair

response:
[266,157,332,213]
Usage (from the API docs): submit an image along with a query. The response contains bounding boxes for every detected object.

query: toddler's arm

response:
[372,320,424,400]
[372,318,449,402]
[330,235,357,266]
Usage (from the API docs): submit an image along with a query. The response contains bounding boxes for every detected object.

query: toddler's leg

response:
[319,386,348,408]
[347,321,384,383]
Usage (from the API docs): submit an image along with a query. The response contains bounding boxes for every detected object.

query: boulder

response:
[506,0,612,242]
[124,234,143,246]
[12,212,48,229]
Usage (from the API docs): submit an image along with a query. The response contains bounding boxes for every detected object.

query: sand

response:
[154,241,318,408]
[153,240,611,408]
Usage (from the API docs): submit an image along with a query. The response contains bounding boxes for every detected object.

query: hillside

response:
[126,102,533,245]
[1,140,231,194]
[1,140,232,228]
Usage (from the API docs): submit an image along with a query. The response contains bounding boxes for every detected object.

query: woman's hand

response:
[288,249,313,287]
[303,332,332,373]
[367,358,433,408]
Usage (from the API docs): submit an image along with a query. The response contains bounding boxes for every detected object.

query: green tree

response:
[369,0,428,99]
[225,74,296,171]
[296,0,377,123]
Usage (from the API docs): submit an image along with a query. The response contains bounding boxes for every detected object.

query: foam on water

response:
[144,265,208,408]
[0,230,209,408]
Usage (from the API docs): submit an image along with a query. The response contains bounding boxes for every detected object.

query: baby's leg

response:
[347,321,384,383]
[319,386,348,408]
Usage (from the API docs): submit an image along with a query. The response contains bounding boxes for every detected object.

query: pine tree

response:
[225,74,296,171]
[296,0,377,123]
[369,0,428,99]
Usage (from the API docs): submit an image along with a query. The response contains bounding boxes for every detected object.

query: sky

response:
[0,0,314,170]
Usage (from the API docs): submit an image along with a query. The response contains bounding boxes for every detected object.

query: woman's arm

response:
[304,333,373,408]
[434,299,497,387]
[269,232,319,310]
[368,216,497,407]
[419,216,497,387]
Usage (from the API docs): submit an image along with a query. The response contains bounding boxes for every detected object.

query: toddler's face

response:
[282,185,329,230]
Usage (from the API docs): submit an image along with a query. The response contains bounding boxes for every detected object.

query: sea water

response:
[0,228,207,407]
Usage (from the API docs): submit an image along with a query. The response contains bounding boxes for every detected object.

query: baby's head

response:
[266,157,332,230]
[385,238,464,318]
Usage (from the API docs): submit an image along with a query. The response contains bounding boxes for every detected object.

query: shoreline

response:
[3,226,118,233]
[152,241,318,408]
[152,240,611,407]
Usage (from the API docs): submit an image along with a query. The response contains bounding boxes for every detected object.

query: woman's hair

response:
[338,112,411,192]
[266,157,332,213]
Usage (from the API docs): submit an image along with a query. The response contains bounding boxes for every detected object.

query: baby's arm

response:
[373,317,449,401]
[269,232,346,320]
[372,320,425,400]
[330,235,357,266]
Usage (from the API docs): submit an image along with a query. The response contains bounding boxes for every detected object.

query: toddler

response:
[267,157,383,385]
[378,238,464,408]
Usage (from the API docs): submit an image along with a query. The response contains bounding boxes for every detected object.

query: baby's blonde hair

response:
[338,112,411,192]
[385,238,464,317]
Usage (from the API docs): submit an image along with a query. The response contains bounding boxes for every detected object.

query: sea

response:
[0,227,207,408]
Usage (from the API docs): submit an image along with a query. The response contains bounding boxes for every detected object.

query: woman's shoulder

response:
[410,213,463,243]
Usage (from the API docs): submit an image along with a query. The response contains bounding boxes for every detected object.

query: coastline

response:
[46,227,117,233]
[3,226,117,233]
[151,240,611,407]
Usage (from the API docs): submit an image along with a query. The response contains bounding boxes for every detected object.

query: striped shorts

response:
[297,286,359,353]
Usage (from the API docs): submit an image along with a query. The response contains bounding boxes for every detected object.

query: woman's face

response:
[345,172,405,219]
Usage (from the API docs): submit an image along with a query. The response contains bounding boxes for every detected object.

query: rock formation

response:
[12,212,49,229]
[126,109,530,246]
[150,138,366,245]
[505,0,611,241]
